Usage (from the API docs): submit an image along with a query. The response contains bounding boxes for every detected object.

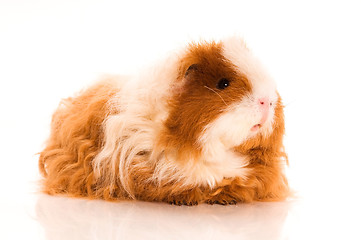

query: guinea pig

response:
[39,37,290,205]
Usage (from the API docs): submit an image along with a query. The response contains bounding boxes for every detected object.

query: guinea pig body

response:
[39,37,289,205]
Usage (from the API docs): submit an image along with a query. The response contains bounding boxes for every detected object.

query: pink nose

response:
[259,98,270,107]
[258,98,270,125]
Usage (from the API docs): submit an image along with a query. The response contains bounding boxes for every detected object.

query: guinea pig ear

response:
[185,64,198,77]
[173,64,198,95]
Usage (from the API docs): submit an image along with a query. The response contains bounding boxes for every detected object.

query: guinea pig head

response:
[163,37,284,162]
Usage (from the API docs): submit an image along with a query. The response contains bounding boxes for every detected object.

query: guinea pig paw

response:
[206,197,238,205]
[186,201,199,206]
[169,199,199,206]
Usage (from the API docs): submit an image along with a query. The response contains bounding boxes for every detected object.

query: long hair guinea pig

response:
[39,37,290,205]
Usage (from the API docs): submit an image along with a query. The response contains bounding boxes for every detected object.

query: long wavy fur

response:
[39,39,290,205]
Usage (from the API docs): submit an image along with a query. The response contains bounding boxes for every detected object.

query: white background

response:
[1,0,361,239]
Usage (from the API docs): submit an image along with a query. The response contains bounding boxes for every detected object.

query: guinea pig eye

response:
[216,78,230,90]
[185,64,198,76]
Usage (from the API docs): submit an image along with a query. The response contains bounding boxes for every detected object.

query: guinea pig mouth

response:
[251,124,261,131]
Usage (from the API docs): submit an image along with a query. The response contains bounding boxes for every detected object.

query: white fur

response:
[152,151,250,189]
[222,36,278,102]
[93,53,181,197]
[199,95,276,152]
[93,37,278,194]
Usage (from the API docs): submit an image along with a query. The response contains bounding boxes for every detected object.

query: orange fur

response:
[39,79,127,200]
[39,40,290,205]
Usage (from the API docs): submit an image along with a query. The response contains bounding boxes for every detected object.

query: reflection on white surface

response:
[36,195,291,240]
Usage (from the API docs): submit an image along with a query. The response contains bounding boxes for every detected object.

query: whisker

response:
[283,99,297,108]
[204,85,228,106]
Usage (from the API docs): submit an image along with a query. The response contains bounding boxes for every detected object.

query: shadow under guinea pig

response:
[35,194,292,240]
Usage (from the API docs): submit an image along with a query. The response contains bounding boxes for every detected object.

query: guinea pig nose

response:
[258,98,270,107]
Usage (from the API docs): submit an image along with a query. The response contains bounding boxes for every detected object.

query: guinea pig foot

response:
[206,198,237,205]
[169,199,199,206]
[186,201,198,206]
